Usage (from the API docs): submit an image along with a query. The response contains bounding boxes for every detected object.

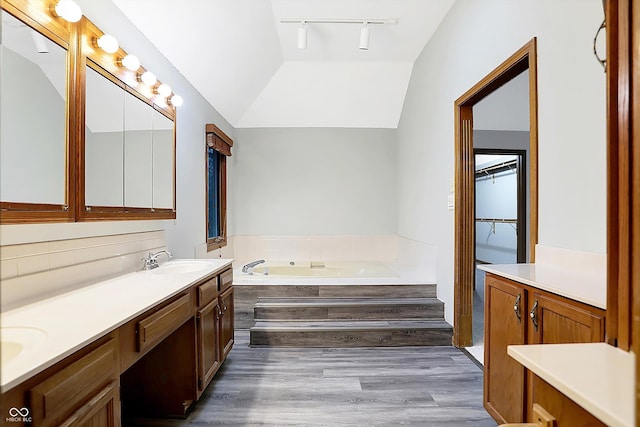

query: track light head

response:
[297,21,308,50]
[359,22,370,50]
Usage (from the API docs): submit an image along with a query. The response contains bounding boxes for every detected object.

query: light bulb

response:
[54,0,82,23]
[140,71,157,86]
[169,95,183,107]
[157,83,172,97]
[121,54,140,71]
[97,34,119,54]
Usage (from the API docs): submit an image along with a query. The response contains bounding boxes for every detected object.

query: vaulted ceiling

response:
[112,0,455,129]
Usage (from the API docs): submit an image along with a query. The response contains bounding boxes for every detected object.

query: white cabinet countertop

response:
[508,343,634,427]
[477,263,606,309]
[0,258,233,392]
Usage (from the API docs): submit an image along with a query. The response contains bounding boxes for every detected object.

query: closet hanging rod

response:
[475,218,518,224]
[475,159,518,176]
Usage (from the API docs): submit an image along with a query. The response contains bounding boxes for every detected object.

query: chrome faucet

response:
[242,259,265,274]
[142,250,173,270]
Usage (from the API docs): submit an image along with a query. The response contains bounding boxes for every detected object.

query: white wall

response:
[232,128,397,235]
[0,1,233,262]
[397,0,606,323]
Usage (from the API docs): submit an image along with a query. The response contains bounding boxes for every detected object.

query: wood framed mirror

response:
[0,0,177,223]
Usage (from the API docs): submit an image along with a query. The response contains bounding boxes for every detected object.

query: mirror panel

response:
[152,110,175,209]
[0,10,67,205]
[123,90,154,208]
[84,65,125,208]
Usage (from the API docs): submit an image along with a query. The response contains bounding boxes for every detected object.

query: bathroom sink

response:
[1,327,47,365]
[152,260,213,275]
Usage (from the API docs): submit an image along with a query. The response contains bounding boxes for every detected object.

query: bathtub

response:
[236,260,398,279]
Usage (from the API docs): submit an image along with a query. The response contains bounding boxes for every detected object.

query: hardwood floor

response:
[128,330,497,426]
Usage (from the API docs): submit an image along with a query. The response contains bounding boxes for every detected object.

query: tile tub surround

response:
[233,235,438,284]
[0,258,232,392]
[233,235,398,264]
[1,231,167,310]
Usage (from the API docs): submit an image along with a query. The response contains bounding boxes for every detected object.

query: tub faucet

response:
[142,250,173,270]
[242,259,265,274]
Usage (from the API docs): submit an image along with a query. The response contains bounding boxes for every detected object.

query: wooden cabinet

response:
[528,292,604,345]
[196,276,222,396]
[484,273,605,424]
[219,285,234,361]
[484,276,526,423]
[30,339,120,427]
[194,268,234,395]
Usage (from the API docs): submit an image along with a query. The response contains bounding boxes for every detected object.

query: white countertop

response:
[508,343,635,427]
[477,263,606,309]
[0,258,233,392]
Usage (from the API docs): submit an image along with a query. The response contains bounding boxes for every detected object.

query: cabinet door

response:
[219,286,234,361]
[197,298,222,394]
[528,293,605,344]
[484,274,526,424]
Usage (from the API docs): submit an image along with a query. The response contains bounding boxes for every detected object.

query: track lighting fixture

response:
[281,18,396,51]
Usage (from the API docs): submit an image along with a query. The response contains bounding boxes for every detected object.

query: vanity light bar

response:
[83,17,183,107]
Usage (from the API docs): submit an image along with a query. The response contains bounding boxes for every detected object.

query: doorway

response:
[452,38,539,348]
[470,150,527,362]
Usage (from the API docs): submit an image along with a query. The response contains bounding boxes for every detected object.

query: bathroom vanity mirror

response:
[85,64,125,208]
[123,88,154,208]
[83,61,176,214]
[152,109,175,209]
[0,9,68,208]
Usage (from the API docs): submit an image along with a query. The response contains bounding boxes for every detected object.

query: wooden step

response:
[253,297,444,321]
[250,320,453,347]
[234,283,437,329]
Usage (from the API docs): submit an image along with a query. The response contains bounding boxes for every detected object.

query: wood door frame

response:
[453,38,538,347]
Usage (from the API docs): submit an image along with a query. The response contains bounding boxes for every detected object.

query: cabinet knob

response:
[513,293,522,321]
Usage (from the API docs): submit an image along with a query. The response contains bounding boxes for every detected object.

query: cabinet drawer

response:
[137,293,192,353]
[219,268,233,292]
[197,276,219,307]
[30,339,118,426]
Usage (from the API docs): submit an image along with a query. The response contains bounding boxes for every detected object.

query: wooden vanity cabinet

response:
[1,264,235,426]
[484,273,605,424]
